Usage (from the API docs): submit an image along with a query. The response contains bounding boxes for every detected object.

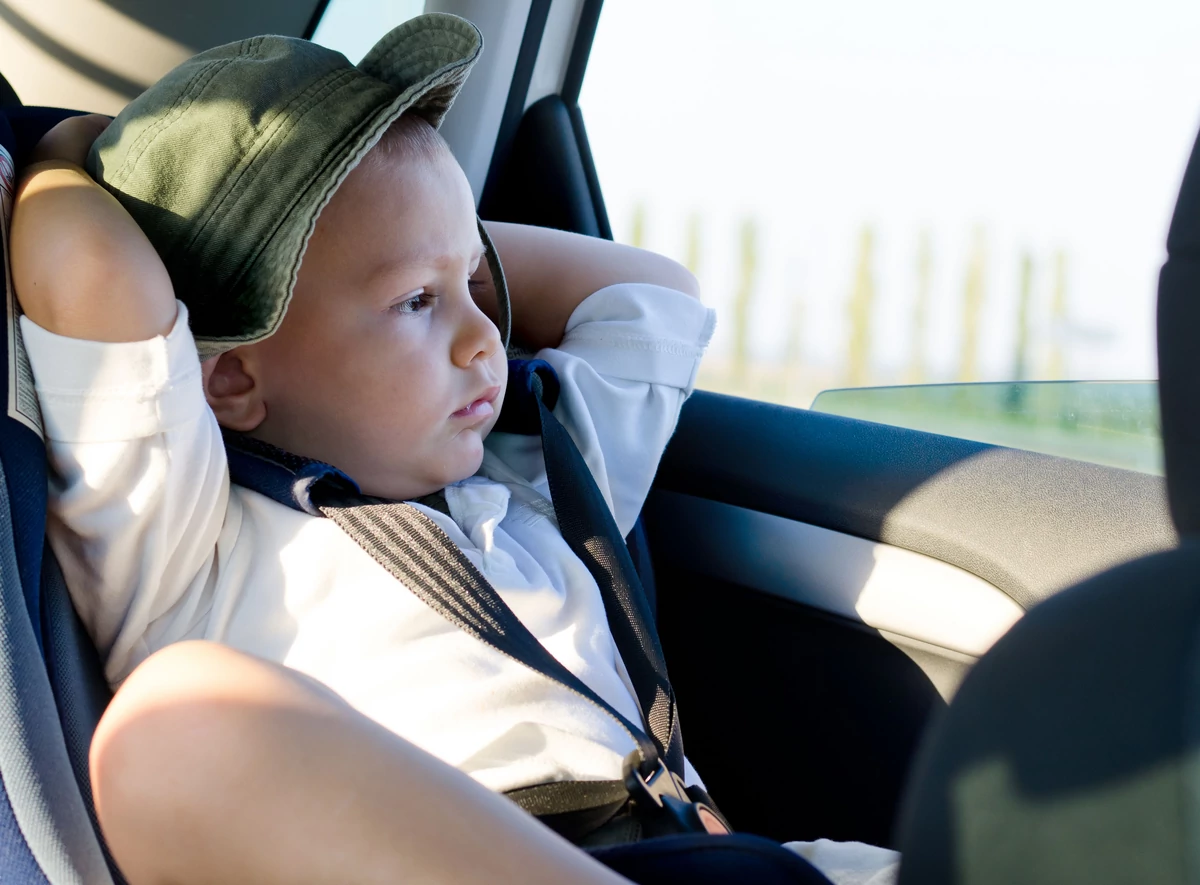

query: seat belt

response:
[314,359,727,841]
[225,359,727,842]
[517,362,685,776]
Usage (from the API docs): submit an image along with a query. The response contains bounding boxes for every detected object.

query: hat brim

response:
[193,13,488,359]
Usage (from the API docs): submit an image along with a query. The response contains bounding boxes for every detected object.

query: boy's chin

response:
[425,438,487,493]
[354,436,486,501]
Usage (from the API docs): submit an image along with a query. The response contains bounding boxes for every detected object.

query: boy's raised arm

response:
[11,115,177,342]
[10,116,230,686]
[479,220,700,352]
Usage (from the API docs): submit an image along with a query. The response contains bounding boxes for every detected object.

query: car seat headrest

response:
[896,543,1200,885]
[1158,128,1200,536]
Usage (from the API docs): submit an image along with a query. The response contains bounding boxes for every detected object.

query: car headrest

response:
[1158,128,1200,535]
[896,543,1200,885]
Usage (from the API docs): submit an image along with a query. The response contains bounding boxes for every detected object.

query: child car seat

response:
[0,95,120,883]
[894,121,1200,884]
[0,89,833,884]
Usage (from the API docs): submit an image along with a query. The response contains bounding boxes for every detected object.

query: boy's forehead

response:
[337,146,479,253]
[308,157,482,287]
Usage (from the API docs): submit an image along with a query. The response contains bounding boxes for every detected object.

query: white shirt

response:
[24,283,716,795]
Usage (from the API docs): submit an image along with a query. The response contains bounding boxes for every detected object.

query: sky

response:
[314,0,1200,387]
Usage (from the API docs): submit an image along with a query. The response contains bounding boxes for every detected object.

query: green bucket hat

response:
[85,12,510,360]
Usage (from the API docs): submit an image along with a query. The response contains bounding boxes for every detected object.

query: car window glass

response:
[580,0,1200,416]
[812,381,1162,473]
[311,0,425,63]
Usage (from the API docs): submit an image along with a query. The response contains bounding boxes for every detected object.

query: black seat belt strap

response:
[290,358,725,840]
[317,492,662,770]
[523,367,686,776]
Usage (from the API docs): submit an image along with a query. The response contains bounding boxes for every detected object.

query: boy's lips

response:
[451,386,500,421]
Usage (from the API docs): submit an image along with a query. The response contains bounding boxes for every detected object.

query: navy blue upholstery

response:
[0,123,49,646]
[0,110,51,885]
[0,786,50,885]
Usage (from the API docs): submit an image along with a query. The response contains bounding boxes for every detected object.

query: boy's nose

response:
[451,297,502,368]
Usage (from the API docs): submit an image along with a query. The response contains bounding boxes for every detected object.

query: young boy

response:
[11,13,897,885]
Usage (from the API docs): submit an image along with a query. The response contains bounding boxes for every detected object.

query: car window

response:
[311,0,426,62]
[580,0,1200,471]
[812,381,1162,473]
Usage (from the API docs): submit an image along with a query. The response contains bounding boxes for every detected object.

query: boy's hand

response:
[12,116,177,342]
[28,114,112,168]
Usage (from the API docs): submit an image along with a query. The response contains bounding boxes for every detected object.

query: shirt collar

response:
[222,430,358,516]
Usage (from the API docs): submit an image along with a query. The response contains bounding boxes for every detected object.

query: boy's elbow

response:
[630,246,700,299]
[651,255,700,299]
[673,264,701,299]
[12,173,176,341]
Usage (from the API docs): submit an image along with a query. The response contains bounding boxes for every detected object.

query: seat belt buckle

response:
[622,752,731,838]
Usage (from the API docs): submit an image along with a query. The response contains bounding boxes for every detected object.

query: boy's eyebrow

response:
[369,240,486,279]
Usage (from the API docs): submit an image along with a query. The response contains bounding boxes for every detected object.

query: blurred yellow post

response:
[1046,249,1068,379]
[629,202,646,249]
[684,211,702,277]
[906,228,932,384]
[784,277,805,399]
[1013,250,1034,381]
[846,225,876,387]
[958,226,987,383]
[732,217,759,386]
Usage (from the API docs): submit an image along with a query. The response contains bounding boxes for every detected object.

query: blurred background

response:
[578,0,1200,410]
[3,0,1196,471]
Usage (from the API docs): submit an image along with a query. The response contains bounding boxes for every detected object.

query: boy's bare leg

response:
[92,641,630,885]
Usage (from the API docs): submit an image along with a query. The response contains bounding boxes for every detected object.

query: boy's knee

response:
[93,643,242,810]
[91,641,340,851]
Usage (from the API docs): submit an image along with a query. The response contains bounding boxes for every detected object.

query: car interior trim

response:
[647,491,1025,658]
[658,391,1179,611]
[559,0,603,105]
[300,0,332,40]
[479,0,552,211]
[524,0,586,108]
[427,0,533,199]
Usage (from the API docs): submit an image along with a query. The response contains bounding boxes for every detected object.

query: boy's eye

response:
[391,290,434,315]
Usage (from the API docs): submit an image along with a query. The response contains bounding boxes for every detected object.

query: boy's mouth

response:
[452,386,500,421]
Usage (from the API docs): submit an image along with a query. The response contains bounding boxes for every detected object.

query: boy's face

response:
[225,133,507,501]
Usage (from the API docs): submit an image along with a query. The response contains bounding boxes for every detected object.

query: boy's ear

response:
[202,349,266,432]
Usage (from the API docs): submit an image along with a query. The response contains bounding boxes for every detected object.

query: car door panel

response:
[645,392,1176,847]
[656,392,1176,609]
[646,492,1023,662]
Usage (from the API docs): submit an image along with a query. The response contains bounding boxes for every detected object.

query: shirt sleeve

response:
[486,283,716,537]
[22,303,230,685]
